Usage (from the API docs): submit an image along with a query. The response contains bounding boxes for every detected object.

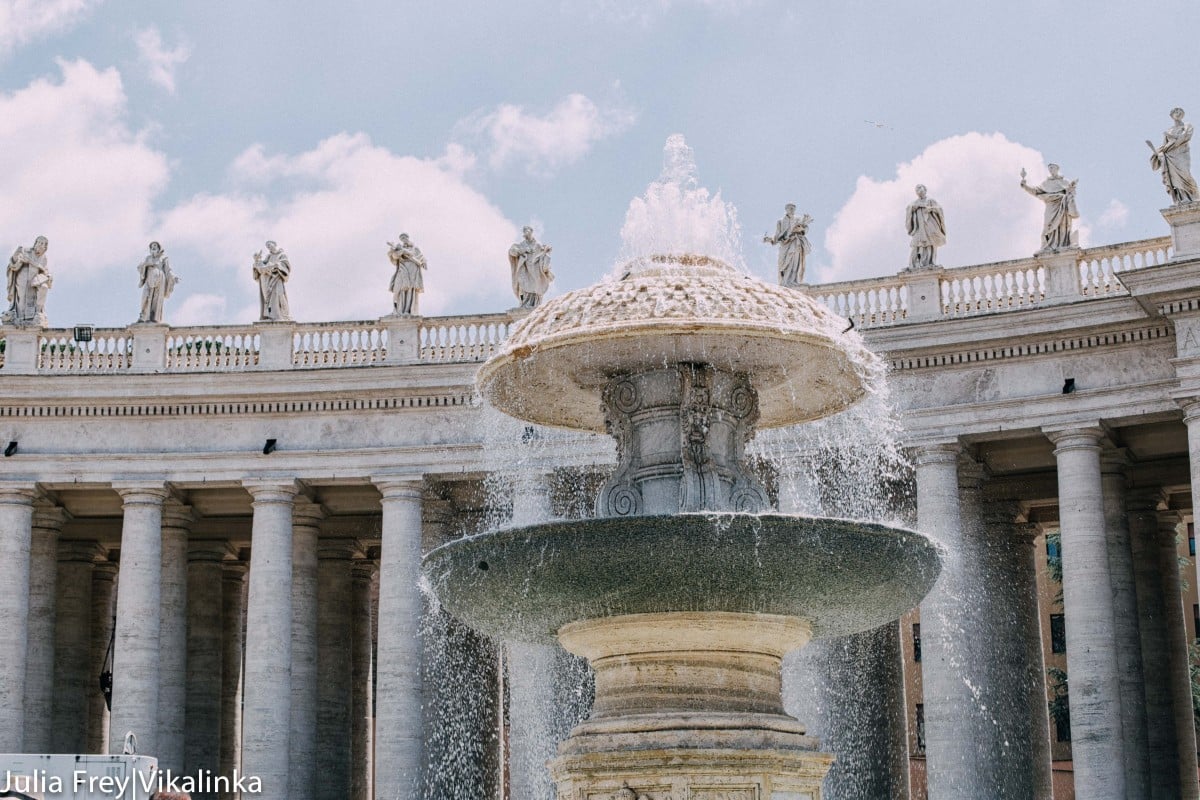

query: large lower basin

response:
[422,513,941,644]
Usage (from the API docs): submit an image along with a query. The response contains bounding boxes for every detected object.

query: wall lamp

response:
[263,438,278,455]
[1062,378,1076,395]
[4,441,16,457]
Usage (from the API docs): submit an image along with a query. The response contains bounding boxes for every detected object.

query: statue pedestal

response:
[903,268,944,322]
[381,314,420,364]
[549,612,833,800]
[253,319,296,370]
[129,323,168,373]
[1162,201,1200,261]
[1036,248,1082,304]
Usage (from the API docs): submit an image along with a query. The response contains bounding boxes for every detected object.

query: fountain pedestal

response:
[549,612,832,799]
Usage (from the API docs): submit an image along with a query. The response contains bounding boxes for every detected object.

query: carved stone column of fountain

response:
[424,255,941,800]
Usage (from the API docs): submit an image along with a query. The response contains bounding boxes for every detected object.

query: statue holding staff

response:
[387,233,426,316]
[253,240,292,321]
[136,241,179,323]
[763,204,812,287]
[1020,164,1079,252]
[3,235,51,327]
[904,185,946,270]
[1147,107,1197,205]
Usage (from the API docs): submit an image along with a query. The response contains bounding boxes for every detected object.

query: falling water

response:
[617,134,745,270]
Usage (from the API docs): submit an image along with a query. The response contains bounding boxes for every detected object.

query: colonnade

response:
[913,426,1200,800]
[0,477,435,800]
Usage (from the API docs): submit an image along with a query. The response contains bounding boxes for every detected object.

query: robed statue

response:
[508,226,553,310]
[253,240,292,321]
[1021,164,1079,252]
[3,236,51,327]
[905,185,946,270]
[1147,107,1197,205]
[387,233,426,316]
[763,204,812,287]
[136,241,180,323]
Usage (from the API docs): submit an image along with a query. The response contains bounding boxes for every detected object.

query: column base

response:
[1163,201,1200,261]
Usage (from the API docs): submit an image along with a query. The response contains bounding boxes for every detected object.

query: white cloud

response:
[0,58,169,290]
[0,0,100,56]
[820,132,1100,283]
[582,0,753,25]
[1097,198,1130,230]
[158,133,521,323]
[134,26,191,94]
[172,292,226,327]
[457,93,636,176]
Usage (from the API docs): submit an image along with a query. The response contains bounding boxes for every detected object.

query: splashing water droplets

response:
[617,134,745,271]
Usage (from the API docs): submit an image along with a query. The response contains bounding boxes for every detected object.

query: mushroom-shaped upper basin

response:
[477,257,871,432]
[422,513,943,645]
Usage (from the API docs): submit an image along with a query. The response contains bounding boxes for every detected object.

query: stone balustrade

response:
[0,237,1175,374]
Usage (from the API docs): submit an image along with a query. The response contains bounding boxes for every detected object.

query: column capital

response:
[1099,446,1131,475]
[958,453,989,489]
[31,498,69,531]
[908,441,961,467]
[350,558,377,584]
[243,479,300,505]
[1181,397,1200,424]
[1045,425,1106,453]
[293,499,326,529]
[188,539,236,563]
[221,560,248,583]
[112,482,170,505]
[318,537,363,561]
[1126,487,1168,514]
[373,476,424,501]
[162,500,194,530]
[0,483,37,504]
[92,559,118,581]
[1156,509,1185,533]
[58,540,104,564]
[982,499,1024,525]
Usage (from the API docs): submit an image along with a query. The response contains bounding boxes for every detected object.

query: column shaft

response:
[374,479,425,799]
[241,482,298,798]
[288,503,322,800]
[1101,457,1150,799]
[24,501,65,752]
[219,562,247,799]
[0,486,35,750]
[185,541,230,793]
[87,560,118,754]
[1048,429,1126,797]
[1158,513,1200,799]
[158,502,192,774]
[316,539,357,800]
[110,484,169,755]
[51,541,100,753]
[351,559,376,800]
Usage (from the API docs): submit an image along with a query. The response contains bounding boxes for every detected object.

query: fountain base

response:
[549,612,834,800]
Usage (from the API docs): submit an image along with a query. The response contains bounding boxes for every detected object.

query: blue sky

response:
[2,0,1197,328]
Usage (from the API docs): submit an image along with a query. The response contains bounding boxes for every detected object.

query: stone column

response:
[158,501,192,774]
[351,558,376,800]
[242,481,298,797]
[507,472,564,800]
[1127,491,1182,799]
[1157,511,1200,800]
[185,540,232,791]
[51,540,101,754]
[374,478,425,800]
[779,461,909,800]
[219,561,247,798]
[87,559,118,754]
[1100,452,1150,799]
[1186,400,1200,615]
[979,505,1052,800]
[912,444,990,800]
[316,538,359,800]
[25,500,66,752]
[289,501,323,800]
[0,485,35,750]
[110,483,169,756]
[1046,427,1126,798]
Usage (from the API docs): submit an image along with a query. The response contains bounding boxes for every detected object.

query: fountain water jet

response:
[424,240,942,797]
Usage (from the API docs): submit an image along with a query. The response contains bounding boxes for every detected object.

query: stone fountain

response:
[424,251,942,799]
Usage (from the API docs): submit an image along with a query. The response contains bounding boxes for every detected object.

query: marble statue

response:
[136,241,179,324]
[762,204,812,287]
[3,236,51,327]
[508,226,553,310]
[1147,107,1197,205]
[905,185,946,270]
[1021,164,1079,252]
[253,241,292,321]
[387,233,426,316]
